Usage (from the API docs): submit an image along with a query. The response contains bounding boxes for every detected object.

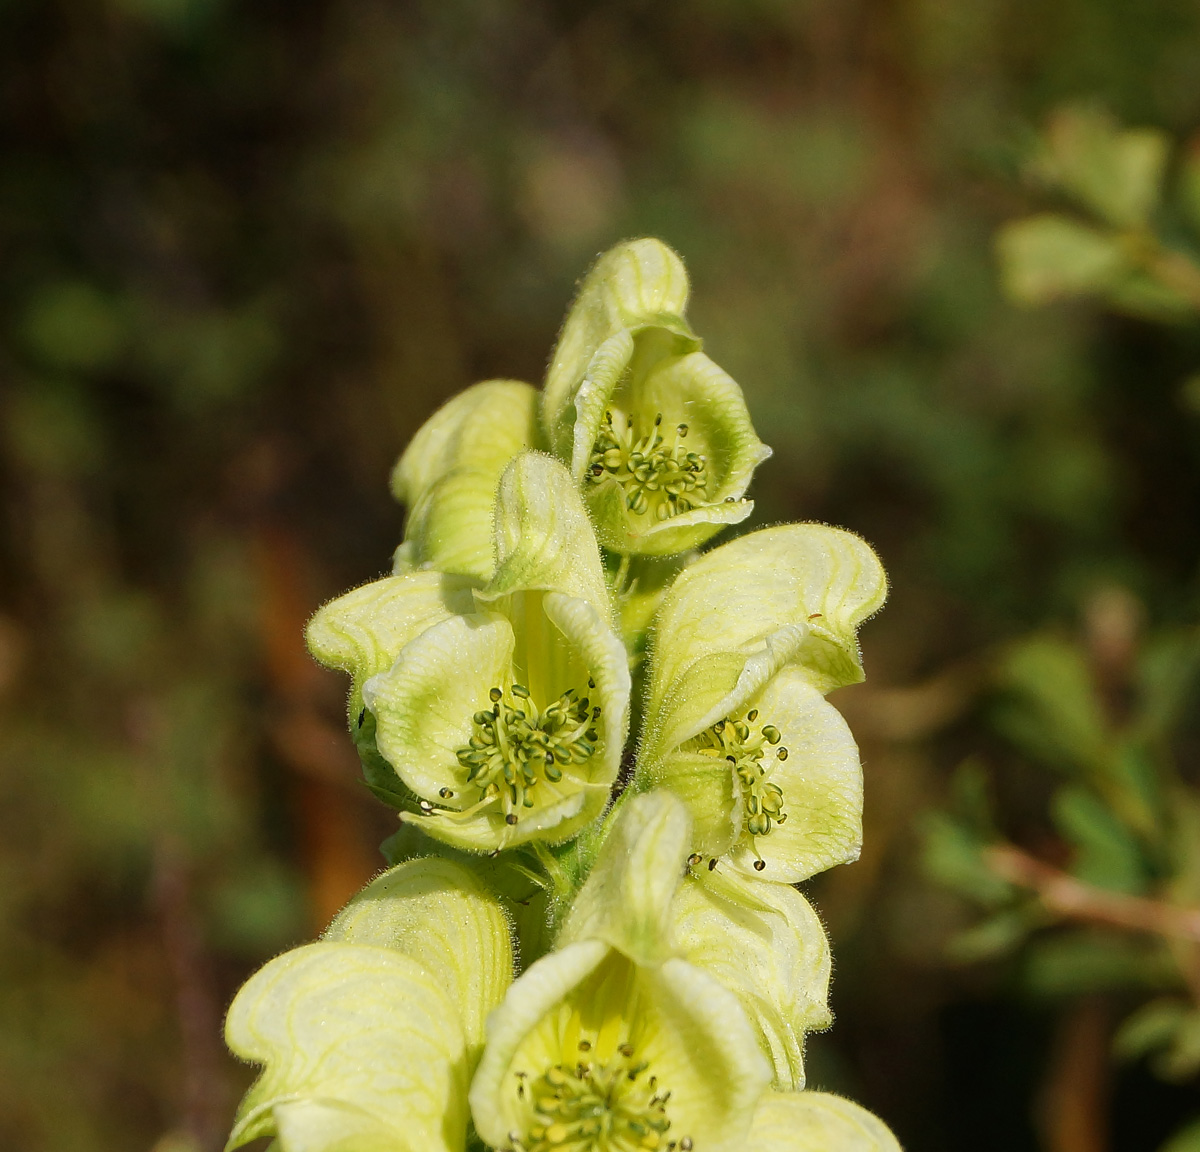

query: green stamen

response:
[690,711,788,848]
[454,684,600,826]
[588,409,709,522]
[516,1043,681,1152]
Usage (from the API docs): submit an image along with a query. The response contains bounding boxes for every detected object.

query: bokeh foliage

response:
[4,0,1200,1149]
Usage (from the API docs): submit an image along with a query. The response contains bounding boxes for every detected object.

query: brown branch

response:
[985,844,1200,944]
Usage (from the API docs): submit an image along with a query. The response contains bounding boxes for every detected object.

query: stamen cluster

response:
[694,709,789,850]
[455,683,600,825]
[517,1043,682,1152]
[588,411,708,521]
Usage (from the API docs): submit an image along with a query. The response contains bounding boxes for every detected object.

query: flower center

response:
[454,682,600,825]
[692,709,789,862]
[515,1043,684,1152]
[588,410,709,521]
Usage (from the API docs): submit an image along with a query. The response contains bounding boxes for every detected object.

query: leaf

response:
[996,215,1128,306]
[1023,930,1176,996]
[1160,1118,1200,1152]
[919,812,1012,907]
[1052,786,1147,894]
[1039,103,1168,228]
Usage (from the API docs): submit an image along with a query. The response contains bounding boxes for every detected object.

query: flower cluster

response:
[223,240,899,1152]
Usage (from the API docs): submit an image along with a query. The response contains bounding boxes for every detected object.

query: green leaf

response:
[1039,104,1168,228]
[324,856,514,1063]
[391,380,539,582]
[558,790,692,967]
[744,1091,902,1152]
[1052,786,1147,894]
[672,871,832,1090]
[919,812,1012,907]
[993,635,1109,774]
[1160,1118,1200,1152]
[225,943,468,1152]
[1023,930,1176,996]
[996,215,1128,305]
[1114,997,1191,1062]
[946,907,1038,963]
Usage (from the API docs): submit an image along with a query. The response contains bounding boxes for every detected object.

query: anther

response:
[490,687,503,702]
[677,423,688,436]
[578,1039,592,1051]
[687,853,702,867]
[505,813,518,825]
[708,858,718,871]
[777,747,789,760]
[511,684,530,698]
[807,612,824,620]
[439,787,454,798]
[753,859,767,871]
[747,708,758,721]
[681,1139,693,1150]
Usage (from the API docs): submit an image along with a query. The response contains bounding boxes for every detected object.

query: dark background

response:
[3,1,1200,1149]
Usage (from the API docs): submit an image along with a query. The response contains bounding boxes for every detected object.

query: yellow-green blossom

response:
[308,452,630,852]
[635,524,887,881]
[541,239,770,557]
[225,856,513,1152]
[391,379,539,582]
[471,792,772,1152]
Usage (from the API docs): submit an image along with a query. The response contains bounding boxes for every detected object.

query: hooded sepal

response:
[672,869,832,1090]
[224,942,468,1152]
[542,239,696,455]
[482,452,611,616]
[558,790,692,967]
[744,1092,903,1152]
[391,380,539,583]
[324,856,514,1065]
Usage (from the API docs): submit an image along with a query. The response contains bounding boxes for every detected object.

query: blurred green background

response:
[4,1,1200,1149]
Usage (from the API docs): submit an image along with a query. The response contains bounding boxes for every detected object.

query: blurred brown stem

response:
[1039,996,1112,1152]
[985,844,1200,943]
[153,840,227,1152]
